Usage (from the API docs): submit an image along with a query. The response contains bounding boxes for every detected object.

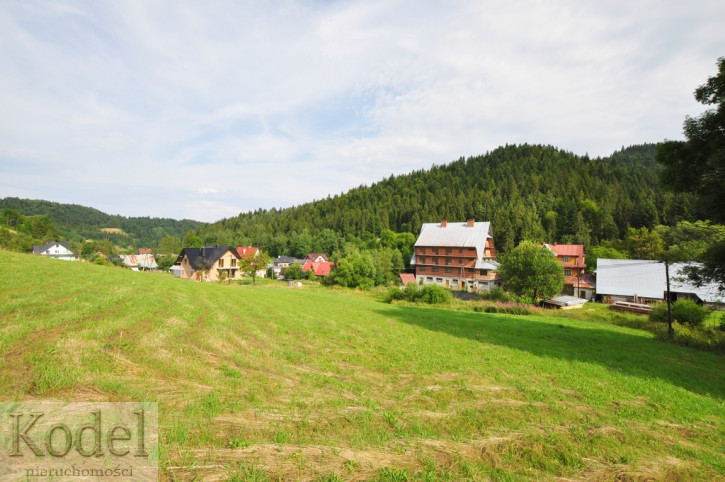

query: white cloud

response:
[1,0,724,222]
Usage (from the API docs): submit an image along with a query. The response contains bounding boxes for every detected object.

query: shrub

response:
[419,285,452,304]
[383,286,405,303]
[403,281,420,301]
[653,322,725,354]
[479,286,509,302]
[649,300,709,327]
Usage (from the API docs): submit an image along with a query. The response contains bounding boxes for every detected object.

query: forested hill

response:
[193,143,699,256]
[0,197,203,248]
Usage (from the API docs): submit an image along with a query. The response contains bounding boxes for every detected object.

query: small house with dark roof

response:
[173,245,241,281]
[32,241,77,261]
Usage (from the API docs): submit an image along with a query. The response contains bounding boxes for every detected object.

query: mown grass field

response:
[1,250,724,481]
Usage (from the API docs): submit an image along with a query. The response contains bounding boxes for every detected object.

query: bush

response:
[383,286,405,303]
[419,285,452,304]
[482,301,541,316]
[383,283,451,305]
[478,286,509,302]
[649,300,709,327]
[404,281,420,301]
[653,322,725,354]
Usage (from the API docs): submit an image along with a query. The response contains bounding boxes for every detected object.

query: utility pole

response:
[665,260,673,337]
[576,256,581,298]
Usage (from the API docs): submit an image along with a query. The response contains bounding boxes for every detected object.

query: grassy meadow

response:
[1,250,724,481]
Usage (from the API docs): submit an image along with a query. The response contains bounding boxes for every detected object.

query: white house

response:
[32,241,77,261]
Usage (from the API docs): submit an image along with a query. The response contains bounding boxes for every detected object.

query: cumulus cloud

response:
[1,0,724,221]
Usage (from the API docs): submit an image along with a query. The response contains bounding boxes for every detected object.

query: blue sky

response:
[1,1,724,222]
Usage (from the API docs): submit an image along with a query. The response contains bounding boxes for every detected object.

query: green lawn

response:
[1,250,724,480]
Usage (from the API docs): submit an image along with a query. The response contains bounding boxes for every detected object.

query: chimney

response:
[467,219,475,227]
[441,220,447,227]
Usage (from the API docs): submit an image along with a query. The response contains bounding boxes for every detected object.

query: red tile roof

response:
[138,248,153,255]
[546,243,584,258]
[302,261,335,277]
[237,246,260,257]
[400,273,416,285]
[564,273,595,289]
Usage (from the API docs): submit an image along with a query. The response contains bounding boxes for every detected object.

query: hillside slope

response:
[1,251,723,480]
[195,143,699,255]
[0,197,204,248]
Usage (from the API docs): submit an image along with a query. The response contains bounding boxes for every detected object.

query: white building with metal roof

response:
[596,258,724,306]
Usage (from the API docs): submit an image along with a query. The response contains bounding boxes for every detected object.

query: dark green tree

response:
[498,241,564,302]
[656,57,725,288]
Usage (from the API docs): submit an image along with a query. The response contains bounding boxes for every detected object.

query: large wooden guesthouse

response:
[410,219,499,291]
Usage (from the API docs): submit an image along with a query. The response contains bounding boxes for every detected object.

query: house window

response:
[564,269,572,276]
[446,248,452,254]
[562,256,570,263]
[433,257,438,264]
[458,248,463,254]
[432,267,439,273]
[446,258,452,265]
[419,256,425,263]
[419,266,426,272]
[480,269,488,276]
[426,277,433,282]
[432,248,438,254]
[445,268,452,273]
[219,259,224,268]
[436,278,443,282]
[231,259,237,267]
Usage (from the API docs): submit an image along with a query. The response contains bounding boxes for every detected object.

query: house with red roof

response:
[237,246,260,257]
[237,246,266,278]
[543,243,595,299]
[301,261,335,278]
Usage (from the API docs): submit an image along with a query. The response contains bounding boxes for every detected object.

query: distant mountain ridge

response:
[190,143,699,255]
[0,197,204,248]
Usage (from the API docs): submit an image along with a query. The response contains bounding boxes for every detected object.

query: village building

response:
[595,259,725,307]
[304,253,329,263]
[301,260,335,278]
[32,241,78,261]
[173,245,241,281]
[120,253,158,271]
[410,219,498,291]
[543,243,595,299]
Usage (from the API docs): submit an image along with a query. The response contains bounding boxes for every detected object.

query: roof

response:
[595,259,664,298]
[32,241,71,254]
[138,248,153,255]
[544,243,584,258]
[122,254,158,269]
[274,256,301,265]
[301,261,335,277]
[595,259,725,303]
[564,273,595,289]
[237,246,260,257]
[475,260,499,270]
[400,273,416,285]
[542,295,588,307]
[175,245,239,270]
[305,253,329,262]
